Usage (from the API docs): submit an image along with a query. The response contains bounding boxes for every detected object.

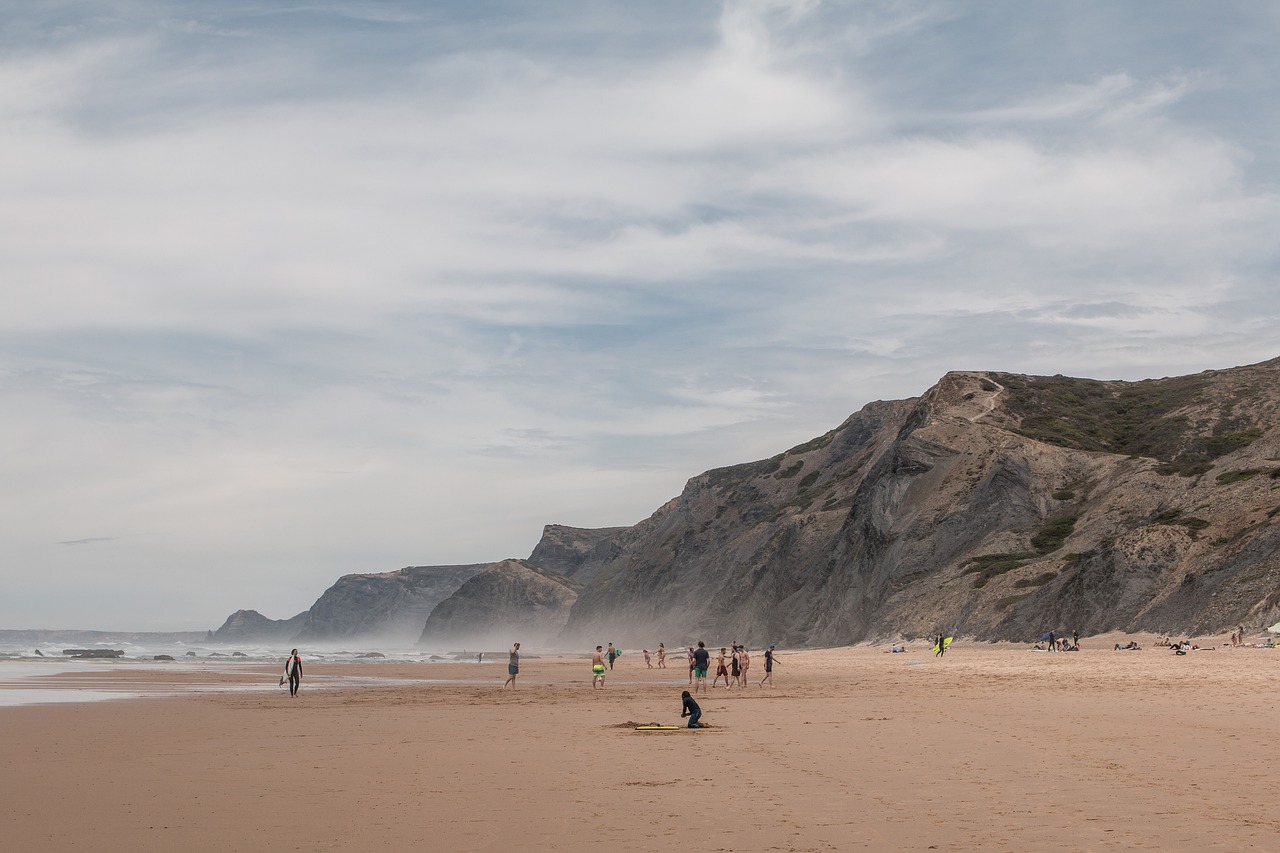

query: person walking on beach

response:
[936,634,947,657]
[692,641,711,694]
[657,643,666,668]
[592,646,607,688]
[644,649,653,668]
[284,648,302,697]
[681,690,705,728]
[712,647,730,688]
[607,642,618,670]
[687,646,696,685]
[759,644,779,687]
[503,642,520,689]
[729,645,742,687]
[739,645,750,684]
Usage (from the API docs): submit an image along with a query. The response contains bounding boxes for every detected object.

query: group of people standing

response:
[679,641,778,691]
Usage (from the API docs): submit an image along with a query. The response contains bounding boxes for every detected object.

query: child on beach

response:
[644,649,652,668]
[680,690,705,728]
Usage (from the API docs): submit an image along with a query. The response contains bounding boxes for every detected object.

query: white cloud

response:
[0,0,1277,629]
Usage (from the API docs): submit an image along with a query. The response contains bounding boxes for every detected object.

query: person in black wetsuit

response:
[681,690,705,728]
[285,648,302,697]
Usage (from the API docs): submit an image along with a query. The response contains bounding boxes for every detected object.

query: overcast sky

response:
[2,1,1277,631]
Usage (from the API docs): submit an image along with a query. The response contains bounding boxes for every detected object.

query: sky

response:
[2,1,1278,631]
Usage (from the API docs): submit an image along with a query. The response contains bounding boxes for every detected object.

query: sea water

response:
[0,639,487,707]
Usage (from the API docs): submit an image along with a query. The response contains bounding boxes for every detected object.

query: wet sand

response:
[2,635,1278,851]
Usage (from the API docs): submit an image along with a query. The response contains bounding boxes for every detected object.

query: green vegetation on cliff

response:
[993,372,1262,474]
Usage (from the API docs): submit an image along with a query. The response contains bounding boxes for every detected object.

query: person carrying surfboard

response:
[284,648,302,697]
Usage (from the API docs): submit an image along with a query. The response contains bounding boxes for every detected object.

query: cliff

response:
[526,524,630,583]
[559,359,1280,646]
[212,609,308,643]
[419,559,581,648]
[292,564,489,643]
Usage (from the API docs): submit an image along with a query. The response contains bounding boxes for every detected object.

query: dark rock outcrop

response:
[527,525,630,583]
[292,564,489,643]
[212,609,308,643]
[419,560,580,648]
[62,649,124,658]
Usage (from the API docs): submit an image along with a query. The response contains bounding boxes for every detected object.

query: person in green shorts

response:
[692,641,710,694]
[592,645,607,688]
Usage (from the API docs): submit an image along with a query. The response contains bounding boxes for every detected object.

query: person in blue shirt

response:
[680,690,705,728]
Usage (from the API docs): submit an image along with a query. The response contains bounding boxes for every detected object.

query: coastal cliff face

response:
[419,559,580,648]
[291,564,489,643]
[559,359,1280,647]
[526,525,630,583]
[212,609,308,643]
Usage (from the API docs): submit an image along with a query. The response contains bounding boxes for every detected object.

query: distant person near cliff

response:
[592,646,607,688]
[656,643,666,668]
[712,647,730,688]
[759,645,779,687]
[284,649,302,697]
[503,642,520,689]
[607,643,617,670]
[692,642,710,694]
[730,645,742,687]
[739,646,750,683]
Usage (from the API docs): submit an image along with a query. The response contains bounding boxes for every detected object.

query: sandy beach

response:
[3,635,1278,852]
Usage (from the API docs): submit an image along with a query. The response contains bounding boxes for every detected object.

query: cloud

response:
[0,0,1277,629]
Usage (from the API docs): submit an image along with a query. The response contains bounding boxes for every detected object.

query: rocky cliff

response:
[292,564,489,643]
[419,559,581,648]
[526,524,630,583]
[212,609,308,643]
[559,359,1280,646]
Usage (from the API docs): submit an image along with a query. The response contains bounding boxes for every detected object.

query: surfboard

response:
[931,637,954,653]
[635,725,680,731]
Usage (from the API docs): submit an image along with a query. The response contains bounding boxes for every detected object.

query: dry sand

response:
[3,634,1279,852]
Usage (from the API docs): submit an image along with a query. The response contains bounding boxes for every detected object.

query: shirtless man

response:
[712,647,730,688]
[739,645,750,685]
[592,645,607,688]
[687,646,696,685]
